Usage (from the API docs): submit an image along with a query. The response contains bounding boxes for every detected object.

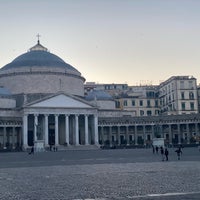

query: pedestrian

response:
[164,148,169,161]
[155,146,159,154]
[160,146,164,161]
[152,145,155,154]
[29,146,34,155]
[175,147,182,160]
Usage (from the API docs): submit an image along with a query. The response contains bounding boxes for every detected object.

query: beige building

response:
[115,85,160,117]
[0,40,200,152]
[159,76,198,115]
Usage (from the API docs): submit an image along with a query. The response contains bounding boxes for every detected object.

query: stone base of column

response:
[22,145,29,151]
[34,140,45,152]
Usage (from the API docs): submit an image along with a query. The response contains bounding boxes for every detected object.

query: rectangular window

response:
[190,102,194,110]
[181,102,185,110]
[147,100,151,107]
[155,110,159,115]
[189,92,194,100]
[189,81,193,89]
[115,101,120,108]
[140,110,144,116]
[180,81,184,89]
[181,92,185,99]
[140,100,143,106]
[123,100,127,106]
[132,100,135,106]
[155,100,158,107]
[147,110,152,116]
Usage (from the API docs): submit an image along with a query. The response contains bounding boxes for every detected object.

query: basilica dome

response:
[0,40,85,96]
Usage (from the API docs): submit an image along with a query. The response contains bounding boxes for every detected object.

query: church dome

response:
[1,41,78,73]
[0,39,85,96]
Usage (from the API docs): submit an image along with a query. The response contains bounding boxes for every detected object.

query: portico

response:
[22,93,99,150]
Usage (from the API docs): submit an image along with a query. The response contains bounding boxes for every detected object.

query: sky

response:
[0,0,200,86]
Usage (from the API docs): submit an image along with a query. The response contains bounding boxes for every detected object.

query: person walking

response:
[160,146,164,161]
[152,145,155,154]
[175,147,182,160]
[164,148,169,161]
[29,146,34,155]
[155,146,159,154]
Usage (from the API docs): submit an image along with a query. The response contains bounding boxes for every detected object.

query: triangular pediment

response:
[29,94,93,108]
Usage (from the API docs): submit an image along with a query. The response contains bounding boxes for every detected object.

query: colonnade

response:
[0,126,22,150]
[99,122,200,146]
[23,113,99,149]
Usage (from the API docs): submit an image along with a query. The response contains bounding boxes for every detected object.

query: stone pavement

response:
[0,147,200,200]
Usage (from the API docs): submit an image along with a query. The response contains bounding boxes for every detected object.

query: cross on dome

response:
[36,33,41,44]
[29,34,48,52]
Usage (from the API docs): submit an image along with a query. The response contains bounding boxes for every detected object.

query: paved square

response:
[0,147,200,200]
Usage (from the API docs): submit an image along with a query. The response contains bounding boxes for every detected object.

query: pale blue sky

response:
[0,0,200,85]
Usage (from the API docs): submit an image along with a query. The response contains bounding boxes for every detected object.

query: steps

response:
[57,145,100,151]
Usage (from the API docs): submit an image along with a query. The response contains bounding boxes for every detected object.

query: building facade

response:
[0,40,200,152]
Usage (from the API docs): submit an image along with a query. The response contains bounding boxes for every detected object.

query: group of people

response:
[153,145,182,161]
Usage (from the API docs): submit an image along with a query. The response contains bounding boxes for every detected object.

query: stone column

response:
[196,123,200,139]
[44,114,49,147]
[55,114,59,146]
[151,125,154,139]
[109,126,112,147]
[117,126,120,145]
[101,126,104,145]
[134,125,138,145]
[94,115,99,145]
[160,124,163,138]
[126,126,129,145]
[3,127,6,149]
[186,123,190,144]
[75,115,79,145]
[84,115,89,145]
[12,127,15,149]
[143,125,146,146]
[23,114,28,148]
[168,124,172,145]
[195,123,198,142]
[65,114,70,145]
[34,114,38,142]
[177,123,181,144]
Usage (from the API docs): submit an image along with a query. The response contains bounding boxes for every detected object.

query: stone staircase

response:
[57,144,100,151]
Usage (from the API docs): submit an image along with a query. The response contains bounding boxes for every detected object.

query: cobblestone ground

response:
[0,148,200,200]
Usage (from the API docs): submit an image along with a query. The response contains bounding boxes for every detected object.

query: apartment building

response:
[159,76,198,115]
[115,85,160,117]
[85,76,199,116]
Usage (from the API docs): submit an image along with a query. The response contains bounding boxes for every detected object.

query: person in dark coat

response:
[29,146,34,155]
[155,146,159,154]
[164,148,169,161]
[152,145,155,154]
[160,146,164,161]
[175,147,182,160]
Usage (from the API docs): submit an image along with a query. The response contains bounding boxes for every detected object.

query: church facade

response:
[0,39,200,151]
[0,40,99,151]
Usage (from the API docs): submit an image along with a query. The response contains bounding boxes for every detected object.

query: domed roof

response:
[85,90,113,101]
[1,40,79,73]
